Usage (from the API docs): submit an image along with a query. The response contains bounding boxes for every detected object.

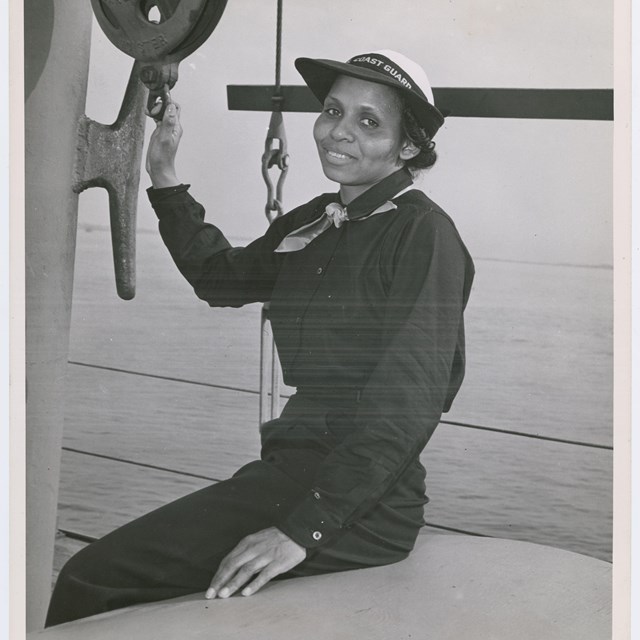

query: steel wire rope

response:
[67,360,614,450]
[61,446,222,483]
[57,523,489,546]
[57,522,489,546]
[274,0,282,93]
[57,529,98,544]
[422,522,488,537]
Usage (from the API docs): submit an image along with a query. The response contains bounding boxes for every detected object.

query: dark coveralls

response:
[46,168,474,626]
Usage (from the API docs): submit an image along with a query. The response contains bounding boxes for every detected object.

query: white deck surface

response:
[30,535,611,640]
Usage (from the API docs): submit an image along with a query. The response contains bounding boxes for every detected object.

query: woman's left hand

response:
[206,527,306,599]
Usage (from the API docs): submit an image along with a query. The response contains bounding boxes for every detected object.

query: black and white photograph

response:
[11,0,635,638]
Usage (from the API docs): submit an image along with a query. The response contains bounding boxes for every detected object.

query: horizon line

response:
[77,223,613,271]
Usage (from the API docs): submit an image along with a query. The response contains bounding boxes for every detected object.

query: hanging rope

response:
[259,0,287,426]
[274,0,283,92]
[261,0,289,223]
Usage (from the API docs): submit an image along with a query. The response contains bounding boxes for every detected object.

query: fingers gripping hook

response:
[140,62,179,121]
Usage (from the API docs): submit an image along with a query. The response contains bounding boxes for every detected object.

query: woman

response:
[46,50,474,626]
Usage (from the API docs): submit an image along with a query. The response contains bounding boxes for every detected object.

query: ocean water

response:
[58,223,613,562]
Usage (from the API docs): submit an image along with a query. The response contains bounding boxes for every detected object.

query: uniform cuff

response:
[147,183,191,203]
[277,488,343,549]
[146,184,194,219]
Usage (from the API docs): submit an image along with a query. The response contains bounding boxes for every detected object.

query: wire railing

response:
[56,358,612,547]
[67,360,613,449]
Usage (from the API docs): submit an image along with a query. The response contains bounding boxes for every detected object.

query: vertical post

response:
[270,338,280,420]
[24,0,93,630]
[259,305,270,426]
[259,304,281,427]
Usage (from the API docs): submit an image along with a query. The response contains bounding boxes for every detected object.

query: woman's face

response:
[313,75,414,203]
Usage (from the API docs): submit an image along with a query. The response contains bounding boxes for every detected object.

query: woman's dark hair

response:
[396,93,437,174]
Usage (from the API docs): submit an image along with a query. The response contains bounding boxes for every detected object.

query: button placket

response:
[282,221,343,376]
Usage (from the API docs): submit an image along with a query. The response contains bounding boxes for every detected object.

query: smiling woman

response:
[302,50,442,204]
[45,50,475,627]
[313,76,419,200]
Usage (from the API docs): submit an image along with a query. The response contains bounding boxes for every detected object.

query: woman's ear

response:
[399,140,420,161]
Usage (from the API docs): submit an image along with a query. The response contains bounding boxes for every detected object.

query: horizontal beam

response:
[227,85,613,121]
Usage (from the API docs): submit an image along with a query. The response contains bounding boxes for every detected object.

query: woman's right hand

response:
[145,100,183,188]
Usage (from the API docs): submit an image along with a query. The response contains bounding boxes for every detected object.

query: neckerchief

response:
[274,168,413,253]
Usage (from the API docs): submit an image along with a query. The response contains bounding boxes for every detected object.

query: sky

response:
[79,0,614,267]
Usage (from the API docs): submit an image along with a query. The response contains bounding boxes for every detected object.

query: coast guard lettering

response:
[349,54,415,90]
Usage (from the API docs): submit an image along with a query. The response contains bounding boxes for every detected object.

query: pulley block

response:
[90,0,228,64]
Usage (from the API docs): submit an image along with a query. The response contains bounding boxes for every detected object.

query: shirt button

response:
[316,267,323,275]
[313,491,321,500]
[312,531,322,541]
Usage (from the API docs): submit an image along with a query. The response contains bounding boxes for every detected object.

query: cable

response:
[274,0,283,92]
[422,522,489,537]
[62,446,222,483]
[57,529,98,544]
[58,523,489,547]
[68,360,259,396]
[66,523,610,559]
[68,360,614,450]
[439,419,613,451]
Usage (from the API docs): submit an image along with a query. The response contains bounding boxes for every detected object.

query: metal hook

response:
[261,109,289,223]
[140,62,179,121]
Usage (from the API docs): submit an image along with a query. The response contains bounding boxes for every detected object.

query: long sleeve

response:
[277,207,473,548]
[148,186,325,307]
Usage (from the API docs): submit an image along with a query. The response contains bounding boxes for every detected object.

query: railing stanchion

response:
[259,304,272,427]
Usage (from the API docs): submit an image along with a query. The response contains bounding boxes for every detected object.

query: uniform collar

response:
[340,167,414,221]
